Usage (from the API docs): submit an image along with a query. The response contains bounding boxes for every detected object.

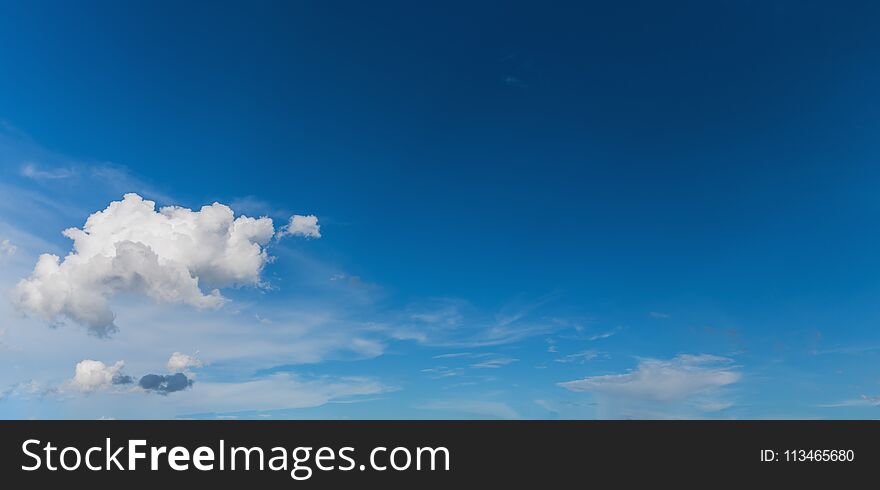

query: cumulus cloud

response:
[167,352,202,373]
[0,239,16,256]
[10,193,317,334]
[69,360,126,391]
[558,354,740,402]
[139,373,193,395]
[277,214,321,239]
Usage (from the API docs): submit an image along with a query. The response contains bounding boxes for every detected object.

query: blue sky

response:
[2,1,880,418]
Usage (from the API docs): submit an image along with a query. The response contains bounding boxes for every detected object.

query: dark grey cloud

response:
[112,373,133,385]
[138,373,192,395]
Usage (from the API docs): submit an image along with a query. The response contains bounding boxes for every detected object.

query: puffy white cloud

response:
[70,359,125,391]
[11,193,285,334]
[0,239,15,256]
[167,352,203,373]
[558,354,740,402]
[277,214,321,239]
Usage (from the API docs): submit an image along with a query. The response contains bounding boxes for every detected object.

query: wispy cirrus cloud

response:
[470,357,518,369]
[554,350,606,364]
[586,329,619,341]
[558,354,741,418]
[396,295,568,348]
[416,400,522,420]
[559,354,739,401]
[0,239,15,256]
[818,395,880,408]
[20,163,76,180]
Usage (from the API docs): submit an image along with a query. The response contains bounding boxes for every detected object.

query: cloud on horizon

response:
[558,354,740,418]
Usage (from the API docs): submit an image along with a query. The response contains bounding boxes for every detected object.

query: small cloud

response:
[649,312,671,319]
[276,214,321,239]
[410,300,465,327]
[433,352,470,359]
[0,380,47,401]
[20,163,76,180]
[69,360,126,392]
[818,395,880,408]
[167,352,203,373]
[421,366,465,378]
[0,239,15,256]
[587,329,619,341]
[558,354,738,402]
[698,400,734,412]
[555,350,605,364]
[416,400,521,420]
[139,373,193,395]
[432,352,492,360]
[254,314,272,324]
[860,395,880,406]
[470,357,518,369]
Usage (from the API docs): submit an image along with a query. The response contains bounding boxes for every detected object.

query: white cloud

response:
[558,354,740,402]
[470,357,518,369]
[167,352,203,373]
[20,163,76,180]
[421,366,465,378]
[432,352,492,359]
[175,373,391,415]
[416,400,522,420]
[0,239,15,256]
[277,214,321,239]
[11,193,279,334]
[555,350,605,364]
[401,296,565,348]
[818,395,880,408]
[586,329,618,341]
[69,359,125,391]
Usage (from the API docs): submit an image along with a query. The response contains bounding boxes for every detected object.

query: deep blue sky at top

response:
[2,1,880,368]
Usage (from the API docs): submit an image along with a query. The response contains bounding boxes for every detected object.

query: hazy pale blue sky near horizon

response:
[2,0,880,418]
